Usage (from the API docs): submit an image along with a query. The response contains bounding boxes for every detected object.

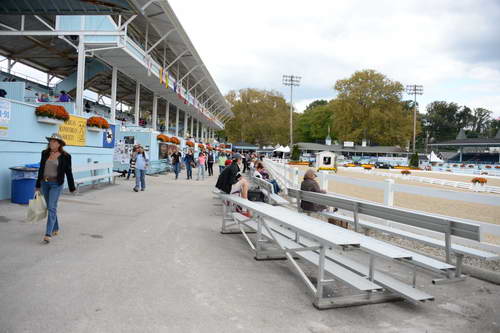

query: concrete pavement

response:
[0,171,499,333]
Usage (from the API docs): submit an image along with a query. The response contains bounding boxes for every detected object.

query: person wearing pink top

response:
[196,152,206,181]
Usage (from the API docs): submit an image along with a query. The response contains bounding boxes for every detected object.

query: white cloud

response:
[170,0,500,116]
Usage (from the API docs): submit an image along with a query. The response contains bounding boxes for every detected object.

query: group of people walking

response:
[170,148,219,181]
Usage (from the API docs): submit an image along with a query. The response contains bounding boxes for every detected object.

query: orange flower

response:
[35,104,70,121]
[87,116,110,129]
[471,177,487,184]
[157,134,170,142]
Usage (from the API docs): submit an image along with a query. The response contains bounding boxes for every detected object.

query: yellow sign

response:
[59,115,87,146]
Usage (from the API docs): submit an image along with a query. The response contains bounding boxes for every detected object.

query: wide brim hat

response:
[45,133,66,146]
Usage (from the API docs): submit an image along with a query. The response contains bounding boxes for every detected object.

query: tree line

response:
[219,69,498,150]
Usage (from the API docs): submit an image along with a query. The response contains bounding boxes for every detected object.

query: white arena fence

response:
[263,158,500,241]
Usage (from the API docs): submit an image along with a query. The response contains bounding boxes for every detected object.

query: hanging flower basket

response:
[87,116,110,130]
[157,134,170,142]
[198,143,205,149]
[485,165,492,169]
[169,136,180,145]
[471,177,487,185]
[401,170,411,175]
[186,141,195,148]
[35,104,69,124]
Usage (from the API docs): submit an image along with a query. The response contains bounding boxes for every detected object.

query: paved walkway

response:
[0,171,499,332]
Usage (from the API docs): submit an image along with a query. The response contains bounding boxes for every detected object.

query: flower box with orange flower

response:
[495,166,500,169]
[35,104,70,124]
[157,134,170,142]
[485,165,492,169]
[169,136,180,145]
[471,177,487,185]
[86,116,110,132]
[401,170,411,175]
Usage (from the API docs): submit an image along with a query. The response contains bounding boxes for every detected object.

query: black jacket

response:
[216,162,240,194]
[36,150,76,192]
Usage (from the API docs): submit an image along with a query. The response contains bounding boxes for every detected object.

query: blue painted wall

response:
[0,97,114,201]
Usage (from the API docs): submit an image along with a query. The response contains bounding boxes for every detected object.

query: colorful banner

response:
[0,99,11,137]
[103,124,115,148]
[58,115,86,146]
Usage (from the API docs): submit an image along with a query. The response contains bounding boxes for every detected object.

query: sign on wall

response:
[102,124,115,148]
[58,115,86,146]
[0,99,10,137]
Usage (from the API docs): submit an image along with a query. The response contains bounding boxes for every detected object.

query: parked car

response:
[375,162,392,169]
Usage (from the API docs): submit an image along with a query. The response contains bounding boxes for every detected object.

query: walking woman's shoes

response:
[52,230,59,236]
[133,187,139,192]
[43,235,51,244]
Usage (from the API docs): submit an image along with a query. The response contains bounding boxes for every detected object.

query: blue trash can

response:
[10,166,39,204]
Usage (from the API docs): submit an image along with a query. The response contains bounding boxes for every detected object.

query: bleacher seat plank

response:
[241,217,383,292]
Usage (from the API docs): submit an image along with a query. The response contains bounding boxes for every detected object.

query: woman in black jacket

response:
[35,133,75,244]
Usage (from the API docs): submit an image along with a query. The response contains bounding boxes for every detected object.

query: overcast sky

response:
[169,0,500,117]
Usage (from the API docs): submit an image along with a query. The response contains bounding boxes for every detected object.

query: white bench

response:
[250,176,289,206]
[287,188,498,283]
[237,214,435,304]
[219,194,435,309]
[73,162,121,193]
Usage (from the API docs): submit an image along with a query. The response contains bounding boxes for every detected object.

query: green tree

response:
[224,88,297,145]
[291,144,300,161]
[409,152,419,168]
[305,99,328,111]
[424,101,461,142]
[330,69,415,147]
[295,101,335,143]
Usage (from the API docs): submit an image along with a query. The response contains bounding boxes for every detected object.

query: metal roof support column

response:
[75,38,86,116]
[175,106,179,137]
[111,67,118,123]
[183,111,188,138]
[165,102,170,134]
[190,115,194,138]
[152,94,158,131]
[197,119,200,140]
[134,82,140,126]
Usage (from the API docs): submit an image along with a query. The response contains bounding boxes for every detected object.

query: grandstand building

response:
[0,0,232,200]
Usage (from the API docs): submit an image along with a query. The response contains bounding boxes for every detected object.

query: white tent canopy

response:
[428,151,443,163]
[282,146,291,153]
[274,145,285,152]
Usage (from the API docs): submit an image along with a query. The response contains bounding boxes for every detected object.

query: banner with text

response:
[59,115,86,146]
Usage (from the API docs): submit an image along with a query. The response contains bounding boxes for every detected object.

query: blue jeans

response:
[41,181,62,237]
[135,169,146,190]
[197,165,205,180]
[185,163,192,179]
[269,179,281,193]
[173,163,180,179]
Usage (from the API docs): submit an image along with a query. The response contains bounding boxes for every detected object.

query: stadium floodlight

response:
[282,74,301,147]
[406,84,424,153]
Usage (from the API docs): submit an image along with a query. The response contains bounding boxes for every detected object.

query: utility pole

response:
[282,74,301,147]
[406,84,423,153]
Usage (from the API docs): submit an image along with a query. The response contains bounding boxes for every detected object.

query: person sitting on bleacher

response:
[300,169,327,214]
[216,153,251,217]
[254,162,281,194]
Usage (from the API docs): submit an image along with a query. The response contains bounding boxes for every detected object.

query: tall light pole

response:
[282,74,301,147]
[406,84,423,152]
